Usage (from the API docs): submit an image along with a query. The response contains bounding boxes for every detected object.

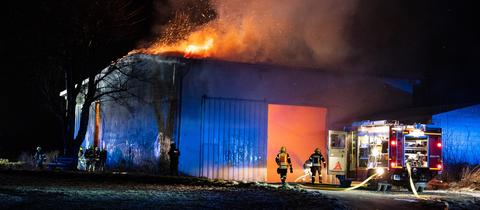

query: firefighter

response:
[85,146,95,172]
[168,142,180,176]
[94,147,101,171]
[33,146,46,169]
[77,147,86,171]
[275,146,293,188]
[309,148,326,184]
[98,148,107,172]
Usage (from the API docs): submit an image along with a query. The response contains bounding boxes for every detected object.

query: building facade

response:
[76,54,414,182]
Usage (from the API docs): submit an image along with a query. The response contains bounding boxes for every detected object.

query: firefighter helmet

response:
[315,148,320,154]
[280,146,286,153]
[36,146,42,151]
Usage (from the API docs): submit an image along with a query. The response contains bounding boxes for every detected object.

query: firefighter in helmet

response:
[275,146,293,188]
[168,142,180,176]
[85,146,95,172]
[98,147,107,172]
[309,148,326,184]
[33,146,46,169]
[77,147,86,171]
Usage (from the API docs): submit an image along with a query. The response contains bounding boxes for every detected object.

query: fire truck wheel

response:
[376,182,391,192]
[367,180,379,191]
[406,184,413,192]
[406,184,423,193]
[417,186,424,193]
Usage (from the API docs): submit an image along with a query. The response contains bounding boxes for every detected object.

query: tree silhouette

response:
[38,0,152,156]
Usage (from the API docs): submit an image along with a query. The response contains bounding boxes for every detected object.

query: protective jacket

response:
[276,152,292,169]
[309,152,325,167]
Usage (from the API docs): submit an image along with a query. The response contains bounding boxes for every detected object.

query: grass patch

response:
[440,163,480,191]
[0,158,26,169]
[449,165,480,191]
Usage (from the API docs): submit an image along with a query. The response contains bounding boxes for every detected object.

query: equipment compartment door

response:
[328,130,347,175]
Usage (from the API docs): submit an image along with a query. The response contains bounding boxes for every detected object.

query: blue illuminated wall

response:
[432,104,480,165]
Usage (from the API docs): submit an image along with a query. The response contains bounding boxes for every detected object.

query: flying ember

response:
[129,27,217,59]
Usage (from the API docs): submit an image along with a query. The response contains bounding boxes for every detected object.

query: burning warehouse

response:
[59,0,445,184]
[67,53,415,183]
[5,0,480,208]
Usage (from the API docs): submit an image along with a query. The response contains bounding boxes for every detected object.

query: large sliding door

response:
[199,97,268,181]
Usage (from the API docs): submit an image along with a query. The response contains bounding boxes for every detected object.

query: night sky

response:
[1,0,479,158]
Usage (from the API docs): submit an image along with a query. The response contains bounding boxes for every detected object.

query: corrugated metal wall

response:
[199,97,268,181]
[432,104,480,165]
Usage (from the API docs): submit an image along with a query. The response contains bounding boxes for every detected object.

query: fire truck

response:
[327,120,442,192]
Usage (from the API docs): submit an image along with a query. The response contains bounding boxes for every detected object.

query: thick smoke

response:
[210,0,357,68]
[148,0,358,68]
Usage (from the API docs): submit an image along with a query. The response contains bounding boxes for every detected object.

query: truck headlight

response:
[376,168,385,175]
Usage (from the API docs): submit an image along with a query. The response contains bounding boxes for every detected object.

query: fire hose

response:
[295,164,420,197]
[294,169,381,190]
[294,170,312,182]
[343,167,385,191]
[406,162,420,198]
[345,164,420,197]
[344,173,378,191]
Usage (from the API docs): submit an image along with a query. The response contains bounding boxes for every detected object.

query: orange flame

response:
[130,27,218,59]
[184,37,214,58]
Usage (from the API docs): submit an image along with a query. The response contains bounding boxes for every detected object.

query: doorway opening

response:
[266,104,327,183]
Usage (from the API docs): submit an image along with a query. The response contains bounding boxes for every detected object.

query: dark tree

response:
[1,0,214,159]
[37,0,152,156]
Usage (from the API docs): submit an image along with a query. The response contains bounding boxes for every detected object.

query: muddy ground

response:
[0,170,477,210]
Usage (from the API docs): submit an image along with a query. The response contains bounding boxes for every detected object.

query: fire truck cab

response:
[328,120,442,192]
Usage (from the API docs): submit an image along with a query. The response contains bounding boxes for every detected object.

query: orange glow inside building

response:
[267,104,327,183]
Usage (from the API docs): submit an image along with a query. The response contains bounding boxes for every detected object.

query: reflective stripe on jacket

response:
[276,152,291,169]
[310,153,325,166]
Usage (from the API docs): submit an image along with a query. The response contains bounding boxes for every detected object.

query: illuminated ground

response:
[292,183,479,210]
[0,170,478,210]
[0,170,344,210]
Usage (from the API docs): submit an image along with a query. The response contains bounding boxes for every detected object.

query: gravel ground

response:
[313,188,479,210]
[1,169,478,210]
[0,170,345,210]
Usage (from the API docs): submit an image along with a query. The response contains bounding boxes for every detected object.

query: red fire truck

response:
[327,120,442,192]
